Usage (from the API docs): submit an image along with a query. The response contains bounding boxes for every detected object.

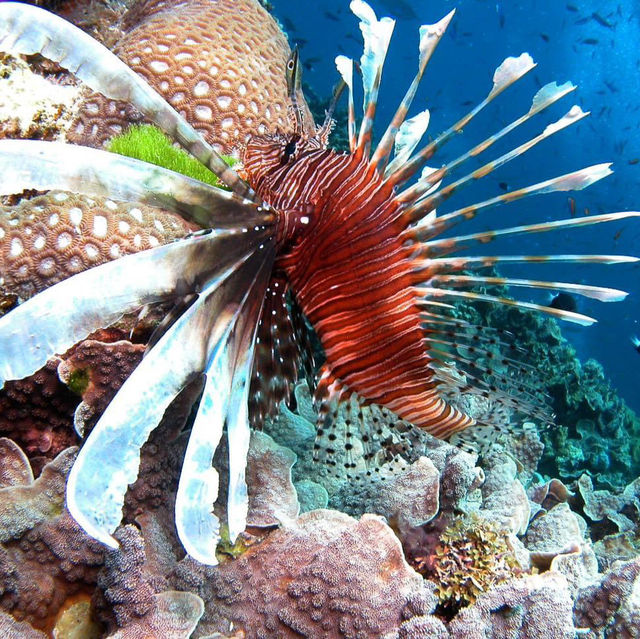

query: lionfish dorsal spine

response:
[419,164,613,237]
[371,9,455,174]
[335,55,357,152]
[396,84,581,208]
[386,53,536,189]
[350,0,395,156]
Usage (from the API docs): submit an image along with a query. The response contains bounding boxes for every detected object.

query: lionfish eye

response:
[281,137,297,164]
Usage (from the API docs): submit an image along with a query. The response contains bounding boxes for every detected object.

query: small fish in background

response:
[591,12,615,29]
[566,3,579,12]
[613,228,624,242]
[377,0,416,20]
[548,292,579,313]
[580,38,599,45]
[282,16,296,33]
[324,10,341,22]
[302,56,320,72]
[632,336,640,354]
[496,3,505,28]
[568,196,576,217]
[629,158,639,165]
[540,33,550,42]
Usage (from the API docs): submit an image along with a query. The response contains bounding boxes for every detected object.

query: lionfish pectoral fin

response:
[175,244,275,563]
[67,241,275,557]
[0,2,253,199]
[248,275,310,427]
[0,227,269,386]
[0,140,272,230]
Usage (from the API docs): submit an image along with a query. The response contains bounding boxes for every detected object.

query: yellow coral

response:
[423,516,524,614]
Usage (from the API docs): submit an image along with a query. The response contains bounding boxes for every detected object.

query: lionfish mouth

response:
[0,0,637,565]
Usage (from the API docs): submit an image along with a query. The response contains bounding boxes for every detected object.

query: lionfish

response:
[0,1,637,565]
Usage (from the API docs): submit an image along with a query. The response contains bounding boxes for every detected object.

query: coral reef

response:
[0,192,195,302]
[420,516,523,614]
[57,334,146,436]
[190,510,442,638]
[0,0,638,637]
[448,572,577,639]
[0,359,79,473]
[479,306,640,488]
[0,447,105,632]
[0,53,83,141]
[0,392,639,637]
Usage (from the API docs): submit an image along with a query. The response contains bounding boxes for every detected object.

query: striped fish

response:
[0,1,637,565]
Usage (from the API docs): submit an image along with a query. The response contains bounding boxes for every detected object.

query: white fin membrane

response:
[67,243,275,556]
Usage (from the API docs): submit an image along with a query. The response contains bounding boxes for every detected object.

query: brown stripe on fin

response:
[387,53,536,187]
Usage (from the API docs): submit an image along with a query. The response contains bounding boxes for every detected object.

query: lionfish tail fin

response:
[311,366,423,482]
[0,2,253,199]
[422,318,555,432]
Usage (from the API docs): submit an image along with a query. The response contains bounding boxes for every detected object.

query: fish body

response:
[243,136,471,436]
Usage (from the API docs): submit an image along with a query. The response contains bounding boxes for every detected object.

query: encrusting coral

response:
[0,191,195,302]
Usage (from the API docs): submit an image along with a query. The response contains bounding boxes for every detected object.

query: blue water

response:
[273,0,640,415]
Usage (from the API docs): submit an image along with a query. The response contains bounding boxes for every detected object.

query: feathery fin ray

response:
[67,246,274,559]
[0,229,273,385]
[0,140,273,229]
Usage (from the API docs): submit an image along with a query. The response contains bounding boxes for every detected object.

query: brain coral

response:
[0,192,195,301]
[68,0,314,153]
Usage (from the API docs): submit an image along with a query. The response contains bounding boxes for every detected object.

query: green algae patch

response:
[66,367,89,396]
[108,124,237,190]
